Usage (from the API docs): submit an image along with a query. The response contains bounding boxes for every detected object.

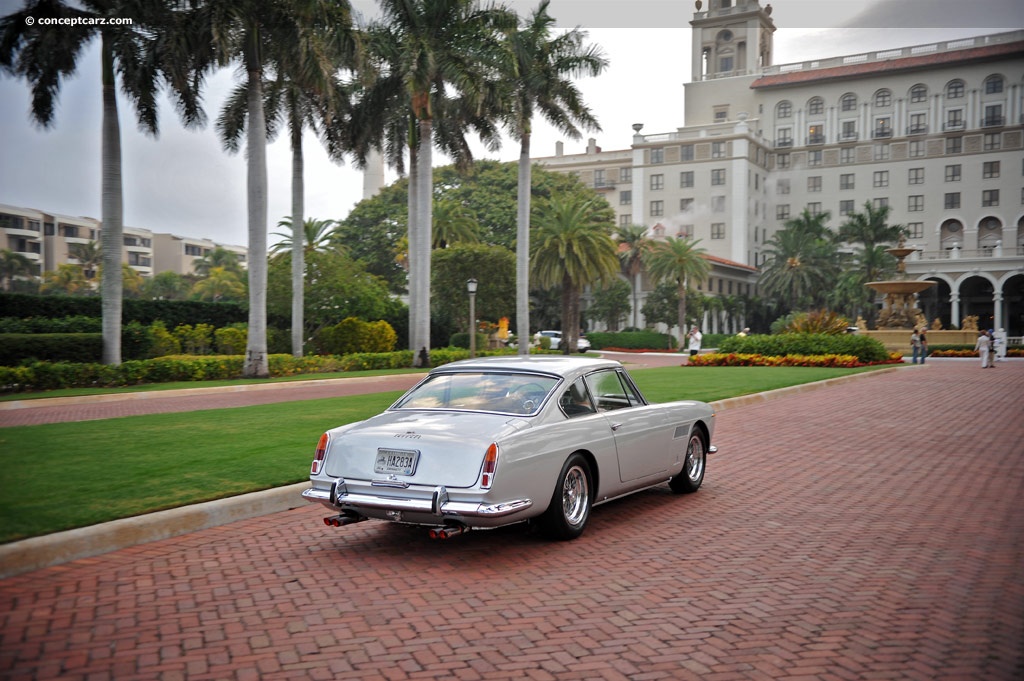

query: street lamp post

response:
[467,278,478,358]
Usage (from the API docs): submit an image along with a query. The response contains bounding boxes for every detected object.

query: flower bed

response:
[686,352,903,368]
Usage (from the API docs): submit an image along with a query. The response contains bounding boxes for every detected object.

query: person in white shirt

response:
[687,326,702,359]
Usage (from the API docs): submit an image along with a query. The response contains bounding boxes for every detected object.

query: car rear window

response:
[392,372,559,415]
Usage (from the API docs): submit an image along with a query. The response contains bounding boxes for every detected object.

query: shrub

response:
[782,310,850,335]
[149,320,181,357]
[313,318,398,355]
[717,333,888,363]
[585,330,677,351]
[449,332,489,350]
[173,323,215,355]
[215,325,247,355]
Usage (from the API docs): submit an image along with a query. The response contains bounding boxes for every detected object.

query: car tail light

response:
[311,433,330,475]
[480,442,498,489]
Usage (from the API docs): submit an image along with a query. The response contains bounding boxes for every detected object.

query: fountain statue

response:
[866,236,937,329]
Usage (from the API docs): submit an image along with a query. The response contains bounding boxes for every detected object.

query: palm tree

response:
[271,217,340,257]
[216,1,357,358]
[643,237,711,338]
[193,246,243,277]
[839,202,903,283]
[531,193,619,353]
[68,240,102,280]
[1,0,203,364]
[0,249,34,291]
[759,209,839,313]
[759,228,835,312]
[501,0,607,354]
[355,0,515,366]
[143,270,190,300]
[192,266,245,302]
[432,199,480,249]
[616,224,650,329]
[189,0,349,375]
[839,202,903,328]
[41,263,88,295]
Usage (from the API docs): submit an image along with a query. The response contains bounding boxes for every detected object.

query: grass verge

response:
[0,364,888,543]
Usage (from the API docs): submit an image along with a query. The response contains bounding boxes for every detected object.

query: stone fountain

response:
[866,236,937,329]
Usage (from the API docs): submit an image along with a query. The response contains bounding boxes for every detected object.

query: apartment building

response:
[537,0,1024,335]
[0,202,247,285]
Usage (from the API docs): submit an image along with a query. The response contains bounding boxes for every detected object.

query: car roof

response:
[430,355,621,379]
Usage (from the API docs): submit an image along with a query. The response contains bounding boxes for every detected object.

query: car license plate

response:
[374,448,419,476]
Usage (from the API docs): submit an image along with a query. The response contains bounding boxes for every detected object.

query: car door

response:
[585,369,672,483]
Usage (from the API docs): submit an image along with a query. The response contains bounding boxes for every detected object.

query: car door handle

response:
[610,423,622,431]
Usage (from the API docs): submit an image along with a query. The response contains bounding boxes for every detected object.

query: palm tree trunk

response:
[516,133,531,355]
[407,142,418,356]
[561,273,575,355]
[243,44,269,379]
[100,36,123,366]
[412,117,432,366]
[677,283,688,339]
[290,109,304,358]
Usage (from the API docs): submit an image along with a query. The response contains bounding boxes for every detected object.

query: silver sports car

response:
[303,356,717,540]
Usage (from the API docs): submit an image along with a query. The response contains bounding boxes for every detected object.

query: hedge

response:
[585,330,677,351]
[716,333,889,363]
[0,347,534,393]
[0,293,246,328]
[0,333,103,365]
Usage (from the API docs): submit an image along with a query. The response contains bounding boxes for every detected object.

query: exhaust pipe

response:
[323,514,365,527]
[428,525,470,540]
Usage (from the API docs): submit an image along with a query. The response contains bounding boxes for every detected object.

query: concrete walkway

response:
[1,359,1021,679]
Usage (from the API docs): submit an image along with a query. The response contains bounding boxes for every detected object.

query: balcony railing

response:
[981,116,1005,128]
[839,132,859,142]
[806,134,825,145]
[774,139,793,149]
[943,121,965,131]
[907,125,928,135]
[873,128,893,139]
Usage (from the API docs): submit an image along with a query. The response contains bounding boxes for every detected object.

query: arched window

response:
[909,84,928,103]
[840,93,857,111]
[984,75,1004,94]
[946,79,965,99]
[874,89,892,107]
[940,219,963,250]
[807,97,824,116]
[776,100,792,118]
[978,217,1002,250]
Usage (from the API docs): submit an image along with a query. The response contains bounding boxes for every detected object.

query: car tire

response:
[669,429,706,494]
[540,453,592,540]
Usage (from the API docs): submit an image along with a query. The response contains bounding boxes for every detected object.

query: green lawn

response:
[0,365,888,543]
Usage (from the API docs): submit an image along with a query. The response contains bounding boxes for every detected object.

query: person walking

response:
[919,329,928,364]
[910,329,922,364]
[974,329,992,368]
[985,329,997,367]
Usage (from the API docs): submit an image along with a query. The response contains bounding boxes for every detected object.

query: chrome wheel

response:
[669,430,706,494]
[561,464,590,528]
[684,433,705,483]
[540,454,592,540]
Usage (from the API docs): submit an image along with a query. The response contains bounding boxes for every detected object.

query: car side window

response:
[559,378,597,418]
[586,370,641,411]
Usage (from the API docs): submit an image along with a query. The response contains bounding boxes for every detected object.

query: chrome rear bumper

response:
[302,483,532,518]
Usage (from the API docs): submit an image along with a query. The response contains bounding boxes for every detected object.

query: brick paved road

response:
[1,360,1022,680]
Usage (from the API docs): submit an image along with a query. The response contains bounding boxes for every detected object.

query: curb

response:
[0,366,904,579]
[0,482,311,579]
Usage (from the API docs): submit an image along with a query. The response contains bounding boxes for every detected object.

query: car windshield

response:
[392,372,560,416]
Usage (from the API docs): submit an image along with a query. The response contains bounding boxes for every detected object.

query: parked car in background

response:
[536,329,591,352]
[304,356,718,541]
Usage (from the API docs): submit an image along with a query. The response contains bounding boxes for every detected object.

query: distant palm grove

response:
[0,0,905,374]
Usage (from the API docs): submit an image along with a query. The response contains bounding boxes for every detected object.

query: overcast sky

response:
[0,0,1021,247]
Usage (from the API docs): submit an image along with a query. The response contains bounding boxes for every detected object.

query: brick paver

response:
[1,360,1022,680]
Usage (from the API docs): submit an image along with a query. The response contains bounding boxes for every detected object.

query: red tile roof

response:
[752,40,1024,89]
